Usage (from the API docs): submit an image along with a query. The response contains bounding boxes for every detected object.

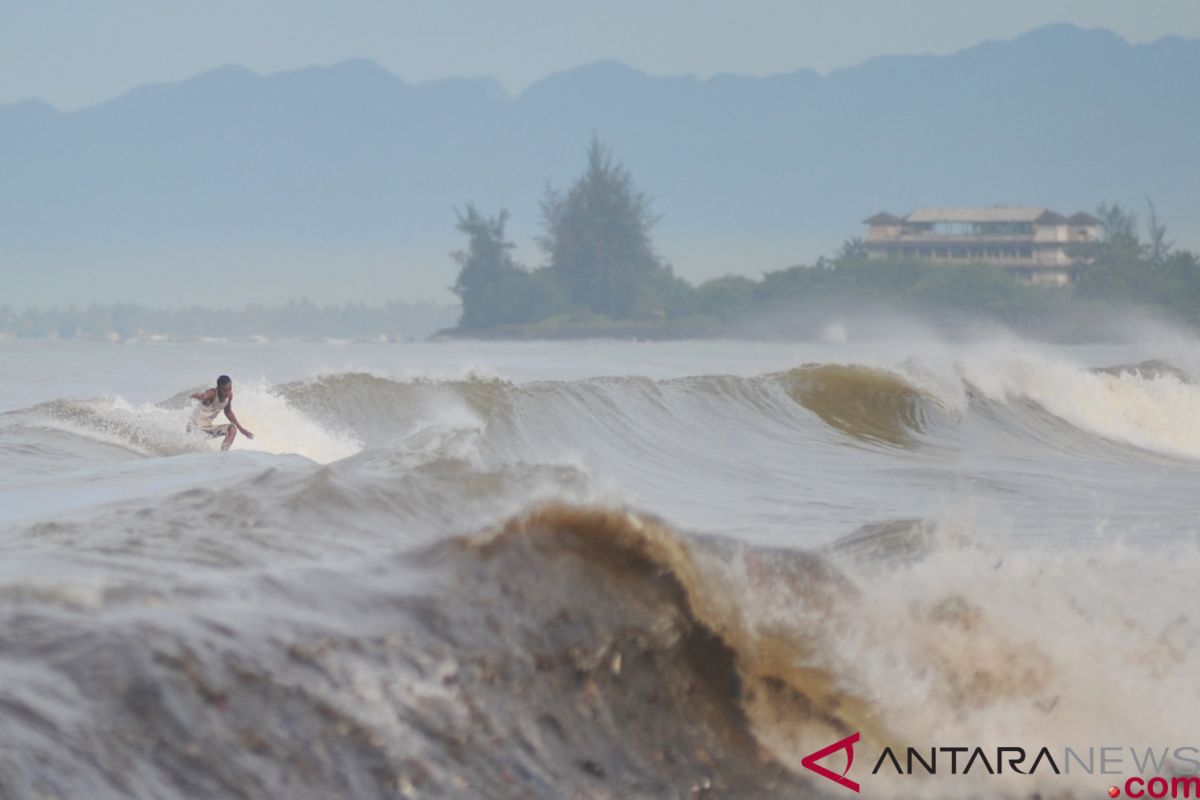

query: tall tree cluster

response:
[541,139,671,320]
[452,138,689,329]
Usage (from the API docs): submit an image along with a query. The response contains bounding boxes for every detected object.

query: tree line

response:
[451,139,1200,332]
[0,300,457,340]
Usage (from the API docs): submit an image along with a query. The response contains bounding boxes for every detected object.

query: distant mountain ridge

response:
[2,24,1197,308]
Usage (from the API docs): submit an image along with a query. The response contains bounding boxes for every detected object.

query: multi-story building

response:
[863,207,1102,285]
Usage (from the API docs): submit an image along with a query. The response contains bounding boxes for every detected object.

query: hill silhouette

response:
[2,24,1197,308]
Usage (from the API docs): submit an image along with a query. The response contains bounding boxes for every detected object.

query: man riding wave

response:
[188,375,255,451]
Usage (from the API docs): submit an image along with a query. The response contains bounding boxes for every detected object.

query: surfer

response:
[188,375,254,451]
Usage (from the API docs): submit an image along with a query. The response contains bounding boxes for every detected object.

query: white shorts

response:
[190,423,233,438]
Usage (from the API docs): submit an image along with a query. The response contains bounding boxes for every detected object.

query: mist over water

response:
[2,327,1198,798]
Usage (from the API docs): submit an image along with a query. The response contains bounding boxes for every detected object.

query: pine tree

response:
[540,137,670,319]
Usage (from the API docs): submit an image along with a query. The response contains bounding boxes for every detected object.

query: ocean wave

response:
[469,504,1200,798]
[959,353,1200,460]
[7,353,1200,480]
[3,498,1196,798]
[269,358,1200,465]
[775,364,946,446]
[10,386,361,464]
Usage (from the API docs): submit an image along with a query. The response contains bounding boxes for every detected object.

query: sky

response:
[2,0,1199,109]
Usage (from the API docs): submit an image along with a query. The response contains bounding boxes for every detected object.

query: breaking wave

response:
[7,353,1200,475]
[2,348,1199,509]
[2,496,1196,799]
[776,364,946,446]
[9,384,360,464]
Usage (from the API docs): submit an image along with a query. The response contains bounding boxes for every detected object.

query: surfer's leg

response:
[221,425,237,451]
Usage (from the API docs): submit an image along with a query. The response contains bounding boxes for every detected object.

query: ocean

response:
[1,332,1198,799]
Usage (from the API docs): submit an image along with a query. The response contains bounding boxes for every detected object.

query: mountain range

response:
[2,23,1198,308]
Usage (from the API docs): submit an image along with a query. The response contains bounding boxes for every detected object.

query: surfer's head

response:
[216,374,232,400]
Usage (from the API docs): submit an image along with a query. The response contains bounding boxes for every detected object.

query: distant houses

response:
[863,208,1102,286]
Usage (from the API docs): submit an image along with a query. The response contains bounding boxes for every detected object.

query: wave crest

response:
[470,503,885,772]
[778,364,943,446]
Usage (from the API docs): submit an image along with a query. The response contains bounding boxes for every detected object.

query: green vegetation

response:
[451,137,691,331]
[451,146,1200,337]
[541,138,689,320]
[1071,201,1200,321]
[451,205,561,328]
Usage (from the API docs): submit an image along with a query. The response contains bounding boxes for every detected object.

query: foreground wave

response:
[1,498,1196,799]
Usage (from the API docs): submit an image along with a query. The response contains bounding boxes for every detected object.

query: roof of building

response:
[1036,210,1069,224]
[870,207,1105,226]
[904,207,1049,223]
[863,212,903,225]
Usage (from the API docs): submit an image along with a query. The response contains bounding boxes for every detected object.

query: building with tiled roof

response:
[863,207,1102,285]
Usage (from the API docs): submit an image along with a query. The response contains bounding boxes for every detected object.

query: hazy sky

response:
[3,0,1198,109]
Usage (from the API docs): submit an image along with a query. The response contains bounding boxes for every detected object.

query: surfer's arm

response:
[224,400,254,439]
[191,389,215,402]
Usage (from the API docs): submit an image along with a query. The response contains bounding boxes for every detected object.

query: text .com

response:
[1111,777,1200,798]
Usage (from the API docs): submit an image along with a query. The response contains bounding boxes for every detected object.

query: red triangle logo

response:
[801,732,861,793]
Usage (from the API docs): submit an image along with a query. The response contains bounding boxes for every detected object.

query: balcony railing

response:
[867,233,1039,243]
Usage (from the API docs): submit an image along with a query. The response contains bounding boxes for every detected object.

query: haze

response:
[3,1,1197,110]
[1,2,1198,309]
